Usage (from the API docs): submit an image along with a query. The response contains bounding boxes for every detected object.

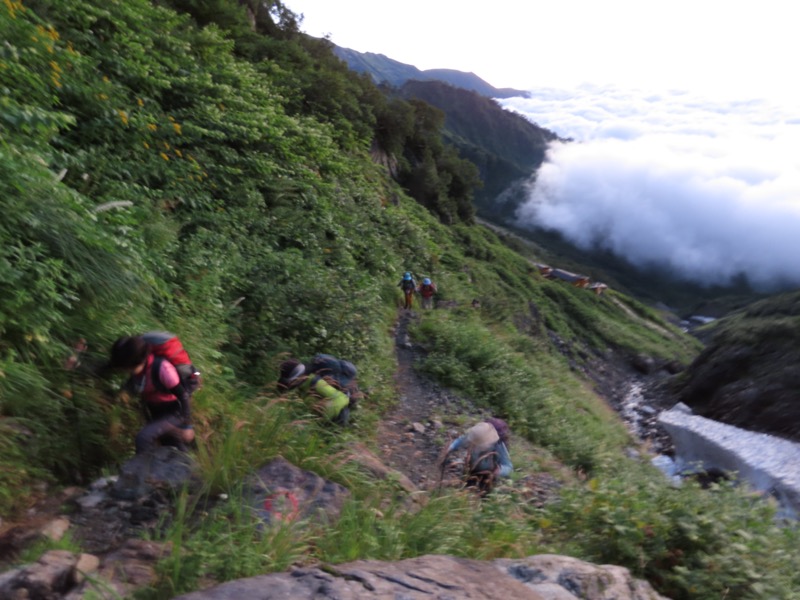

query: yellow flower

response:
[147,123,157,131]
[137,98,144,107]
[174,149,183,157]
[160,152,170,161]
[117,110,128,126]
[50,61,61,73]
[163,141,170,150]
[98,93,108,101]
[143,142,150,149]
[102,75,109,83]
[172,123,182,135]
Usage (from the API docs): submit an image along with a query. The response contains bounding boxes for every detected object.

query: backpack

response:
[465,445,499,497]
[401,278,416,292]
[485,417,510,448]
[142,331,201,394]
[308,353,357,389]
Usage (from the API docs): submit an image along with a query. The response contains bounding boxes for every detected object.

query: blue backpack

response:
[308,354,358,390]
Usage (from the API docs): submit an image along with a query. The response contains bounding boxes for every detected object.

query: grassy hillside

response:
[1,1,798,598]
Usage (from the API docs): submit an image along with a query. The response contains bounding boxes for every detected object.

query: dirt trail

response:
[374,309,562,506]
[373,309,479,490]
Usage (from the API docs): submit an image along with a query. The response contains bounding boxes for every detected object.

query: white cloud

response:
[503,87,800,290]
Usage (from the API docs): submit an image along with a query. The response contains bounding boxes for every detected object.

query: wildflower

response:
[137,98,144,107]
[143,142,150,149]
[117,110,128,126]
[172,122,182,135]
[160,152,170,161]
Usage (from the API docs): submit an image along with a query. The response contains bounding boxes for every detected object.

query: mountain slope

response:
[673,290,800,442]
[396,79,562,209]
[332,45,531,98]
[2,1,798,598]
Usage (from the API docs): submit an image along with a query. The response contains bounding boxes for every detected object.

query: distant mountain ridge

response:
[332,45,531,99]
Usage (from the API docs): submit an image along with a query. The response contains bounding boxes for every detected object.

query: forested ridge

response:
[1,1,799,598]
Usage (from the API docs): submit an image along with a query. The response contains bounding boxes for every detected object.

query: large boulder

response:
[173,553,668,600]
[243,456,350,526]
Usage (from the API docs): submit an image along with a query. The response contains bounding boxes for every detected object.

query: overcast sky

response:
[287,0,800,290]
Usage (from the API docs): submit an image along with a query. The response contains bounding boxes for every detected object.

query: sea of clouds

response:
[500,85,800,290]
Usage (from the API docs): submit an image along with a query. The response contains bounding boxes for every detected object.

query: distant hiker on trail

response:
[277,354,361,426]
[441,420,512,496]
[418,277,437,310]
[398,272,417,310]
[108,332,200,454]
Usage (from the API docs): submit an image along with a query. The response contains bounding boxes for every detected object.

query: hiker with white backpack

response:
[441,419,513,495]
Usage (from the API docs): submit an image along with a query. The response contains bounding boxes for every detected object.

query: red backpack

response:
[142,331,201,394]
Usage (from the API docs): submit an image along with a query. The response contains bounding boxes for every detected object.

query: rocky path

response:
[373,309,563,507]
[374,308,479,490]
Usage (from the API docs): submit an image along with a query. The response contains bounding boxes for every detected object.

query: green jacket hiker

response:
[278,357,355,425]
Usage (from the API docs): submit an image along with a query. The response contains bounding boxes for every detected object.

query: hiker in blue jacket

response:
[442,421,512,495]
[398,272,417,309]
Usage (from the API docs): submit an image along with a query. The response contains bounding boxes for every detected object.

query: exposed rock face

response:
[174,553,668,600]
[244,456,351,526]
[496,554,669,600]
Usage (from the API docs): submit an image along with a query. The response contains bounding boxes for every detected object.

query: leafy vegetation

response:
[1,1,797,598]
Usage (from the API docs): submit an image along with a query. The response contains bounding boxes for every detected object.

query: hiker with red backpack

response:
[441,418,512,495]
[109,332,200,454]
[277,354,361,426]
[417,277,437,310]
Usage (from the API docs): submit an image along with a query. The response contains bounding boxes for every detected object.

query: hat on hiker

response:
[109,335,149,369]
[465,422,499,451]
[423,278,431,285]
[278,359,306,388]
[403,272,412,281]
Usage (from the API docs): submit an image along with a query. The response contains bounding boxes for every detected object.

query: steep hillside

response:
[672,290,800,441]
[1,1,799,599]
[397,80,561,208]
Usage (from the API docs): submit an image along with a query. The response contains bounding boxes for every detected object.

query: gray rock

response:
[173,554,669,600]
[0,549,78,599]
[496,554,669,599]
[410,422,426,434]
[244,456,351,527]
[175,554,544,599]
[112,446,199,501]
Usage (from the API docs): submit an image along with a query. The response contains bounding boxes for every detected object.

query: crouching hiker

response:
[277,354,360,426]
[109,332,199,454]
[441,420,512,496]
